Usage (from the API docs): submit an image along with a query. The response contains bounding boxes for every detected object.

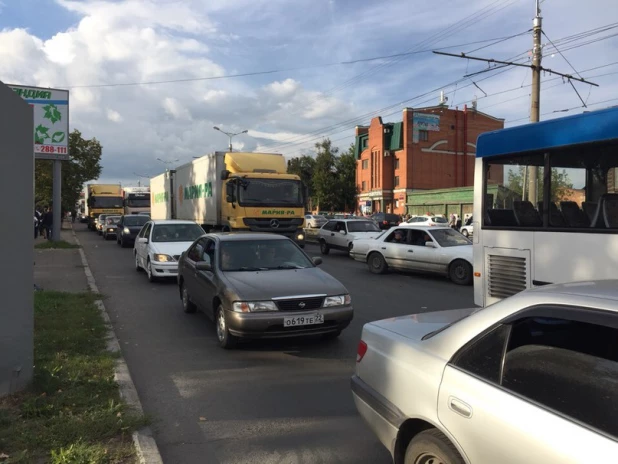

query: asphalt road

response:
[76,225,475,464]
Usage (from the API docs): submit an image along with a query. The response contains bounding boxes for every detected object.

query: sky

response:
[1,0,617,187]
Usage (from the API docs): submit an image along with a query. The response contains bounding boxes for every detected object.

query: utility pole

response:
[213,127,248,152]
[527,0,543,203]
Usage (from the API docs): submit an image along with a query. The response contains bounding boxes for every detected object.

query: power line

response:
[506,97,618,124]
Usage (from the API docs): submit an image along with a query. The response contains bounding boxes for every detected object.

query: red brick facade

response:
[356,105,504,215]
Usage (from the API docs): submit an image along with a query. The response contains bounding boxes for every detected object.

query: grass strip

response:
[0,291,147,463]
[34,241,81,250]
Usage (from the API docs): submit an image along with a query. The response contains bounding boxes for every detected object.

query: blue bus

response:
[472,106,618,306]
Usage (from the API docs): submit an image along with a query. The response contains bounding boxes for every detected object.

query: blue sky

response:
[1,0,617,186]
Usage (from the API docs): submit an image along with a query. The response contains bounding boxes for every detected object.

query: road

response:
[76,224,475,464]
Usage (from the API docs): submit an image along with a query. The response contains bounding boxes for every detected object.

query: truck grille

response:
[243,218,303,233]
[275,297,324,312]
[487,254,527,299]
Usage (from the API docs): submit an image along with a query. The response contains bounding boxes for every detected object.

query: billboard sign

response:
[8,85,70,161]
[412,113,440,131]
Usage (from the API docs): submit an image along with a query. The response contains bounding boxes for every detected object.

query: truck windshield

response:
[238,179,303,207]
[89,196,123,208]
[127,197,150,207]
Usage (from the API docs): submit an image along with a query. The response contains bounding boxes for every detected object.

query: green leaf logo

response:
[35,125,51,144]
[42,104,62,124]
[52,131,65,143]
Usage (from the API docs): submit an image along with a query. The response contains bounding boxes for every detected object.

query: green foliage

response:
[287,155,317,200]
[506,166,574,202]
[34,240,81,250]
[35,129,103,212]
[0,291,146,463]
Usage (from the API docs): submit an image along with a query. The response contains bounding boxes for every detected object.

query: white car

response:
[349,225,473,285]
[352,280,618,464]
[460,223,473,237]
[407,215,449,226]
[318,219,382,255]
[134,219,205,282]
[304,214,328,228]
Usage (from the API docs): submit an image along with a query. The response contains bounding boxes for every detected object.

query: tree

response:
[35,129,103,212]
[335,144,358,212]
[506,166,574,203]
[312,139,339,211]
[287,155,317,207]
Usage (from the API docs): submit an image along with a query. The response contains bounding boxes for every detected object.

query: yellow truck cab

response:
[85,184,124,230]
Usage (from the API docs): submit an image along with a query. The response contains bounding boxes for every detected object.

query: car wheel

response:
[449,259,472,286]
[181,282,197,314]
[216,305,236,349]
[368,252,388,274]
[146,259,157,282]
[135,253,142,272]
[461,229,469,237]
[319,240,330,255]
[404,429,464,464]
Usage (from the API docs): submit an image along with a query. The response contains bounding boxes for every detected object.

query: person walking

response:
[42,207,54,240]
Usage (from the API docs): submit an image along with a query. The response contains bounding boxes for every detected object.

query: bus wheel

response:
[449,260,472,286]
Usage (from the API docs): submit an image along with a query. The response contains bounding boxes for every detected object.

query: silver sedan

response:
[352,280,618,463]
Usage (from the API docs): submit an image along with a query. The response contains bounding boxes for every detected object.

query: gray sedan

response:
[177,233,353,348]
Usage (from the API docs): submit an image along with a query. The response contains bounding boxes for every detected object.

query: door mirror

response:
[137,237,148,244]
[312,257,323,266]
[425,241,436,248]
[339,230,347,235]
[196,260,212,272]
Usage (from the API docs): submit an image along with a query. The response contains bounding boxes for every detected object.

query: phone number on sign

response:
[35,145,68,154]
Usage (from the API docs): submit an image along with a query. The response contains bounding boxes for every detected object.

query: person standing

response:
[42,207,54,240]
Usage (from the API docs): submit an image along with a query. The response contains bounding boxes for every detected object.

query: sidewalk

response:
[34,221,89,293]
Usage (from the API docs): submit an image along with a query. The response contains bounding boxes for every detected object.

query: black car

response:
[371,212,401,230]
[177,233,353,349]
[116,214,150,247]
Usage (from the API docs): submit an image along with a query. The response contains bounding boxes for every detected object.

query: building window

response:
[394,176,400,187]
[419,130,429,142]
[361,181,366,191]
[362,159,368,170]
[394,158,400,170]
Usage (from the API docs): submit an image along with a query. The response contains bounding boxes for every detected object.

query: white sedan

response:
[318,218,383,255]
[349,225,473,285]
[352,280,618,464]
[134,219,205,282]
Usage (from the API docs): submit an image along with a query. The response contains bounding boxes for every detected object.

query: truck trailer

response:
[150,152,306,246]
[85,184,124,229]
[122,186,151,215]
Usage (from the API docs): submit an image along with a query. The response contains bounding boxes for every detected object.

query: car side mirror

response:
[137,237,148,244]
[312,257,323,266]
[425,241,436,248]
[339,230,347,235]
[196,260,212,271]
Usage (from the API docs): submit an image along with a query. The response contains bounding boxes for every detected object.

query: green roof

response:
[354,133,369,160]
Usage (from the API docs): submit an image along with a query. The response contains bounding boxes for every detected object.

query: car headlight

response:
[153,254,174,262]
[297,233,304,240]
[323,294,351,307]
[232,301,278,313]
[123,227,130,234]
[107,228,115,232]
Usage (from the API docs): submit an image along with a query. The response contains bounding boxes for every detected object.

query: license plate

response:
[283,313,324,327]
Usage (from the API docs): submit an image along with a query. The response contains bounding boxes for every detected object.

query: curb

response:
[72,226,164,464]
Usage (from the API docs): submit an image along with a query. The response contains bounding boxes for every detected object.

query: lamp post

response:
[213,127,248,152]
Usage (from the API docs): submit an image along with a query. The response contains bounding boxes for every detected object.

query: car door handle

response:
[448,397,472,418]
[407,250,414,253]
[331,233,335,236]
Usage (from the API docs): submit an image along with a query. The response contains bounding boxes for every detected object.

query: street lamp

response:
[213,126,248,152]
[156,157,179,168]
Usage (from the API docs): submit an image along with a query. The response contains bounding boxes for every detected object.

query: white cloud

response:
[106,109,122,122]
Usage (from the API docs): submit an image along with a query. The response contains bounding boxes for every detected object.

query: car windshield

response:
[106,216,121,224]
[429,228,472,247]
[151,224,204,242]
[98,215,108,221]
[238,178,304,207]
[347,221,381,233]
[219,239,313,272]
[124,216,149,227]
[90,196,123,208]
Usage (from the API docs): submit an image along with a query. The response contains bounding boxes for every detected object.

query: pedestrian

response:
[42,206,54,240]
[456,214,462,230]
[71,209,77,223]
[448,213,456,228]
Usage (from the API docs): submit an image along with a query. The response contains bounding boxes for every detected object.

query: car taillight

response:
[357,340,368,363]
[383,220,388,225]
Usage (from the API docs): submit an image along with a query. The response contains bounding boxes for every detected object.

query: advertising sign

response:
[413,113,440,131]
[8,85,70,160]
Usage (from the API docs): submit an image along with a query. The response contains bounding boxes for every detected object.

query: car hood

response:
[370,308,477,341]
[150,241,195,256]
[223,267,347,301]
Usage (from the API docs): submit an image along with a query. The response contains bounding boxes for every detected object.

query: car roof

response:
[149,219,198,225]
[209,232,290,242]
[328,218,373,222]
[527,279,618,302]
[398,223,451,229]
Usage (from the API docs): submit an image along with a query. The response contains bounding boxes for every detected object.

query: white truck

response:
[122,186,151,215]
[150,152,307,246]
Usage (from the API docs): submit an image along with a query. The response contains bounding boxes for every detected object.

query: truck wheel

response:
[404,429,464,464]
[216,305,237,349]
[449,259,472,285]
[368,252,388,274]
[319,240,330,255]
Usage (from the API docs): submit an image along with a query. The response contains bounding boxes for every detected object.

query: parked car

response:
[352,280,618,464]
[349,225,472,285]
[304,214,328,229]
[102,216,121,240]
[116,214,150,247]
[177,233,354,348]
[96,214,109,235]
[371,212,401,229]
[134,220,205,282]
[460,215,473,237]
[318,219,382,255]
[407,215,449,226]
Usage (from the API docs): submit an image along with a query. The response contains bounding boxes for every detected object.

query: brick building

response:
[354,103,504,215]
